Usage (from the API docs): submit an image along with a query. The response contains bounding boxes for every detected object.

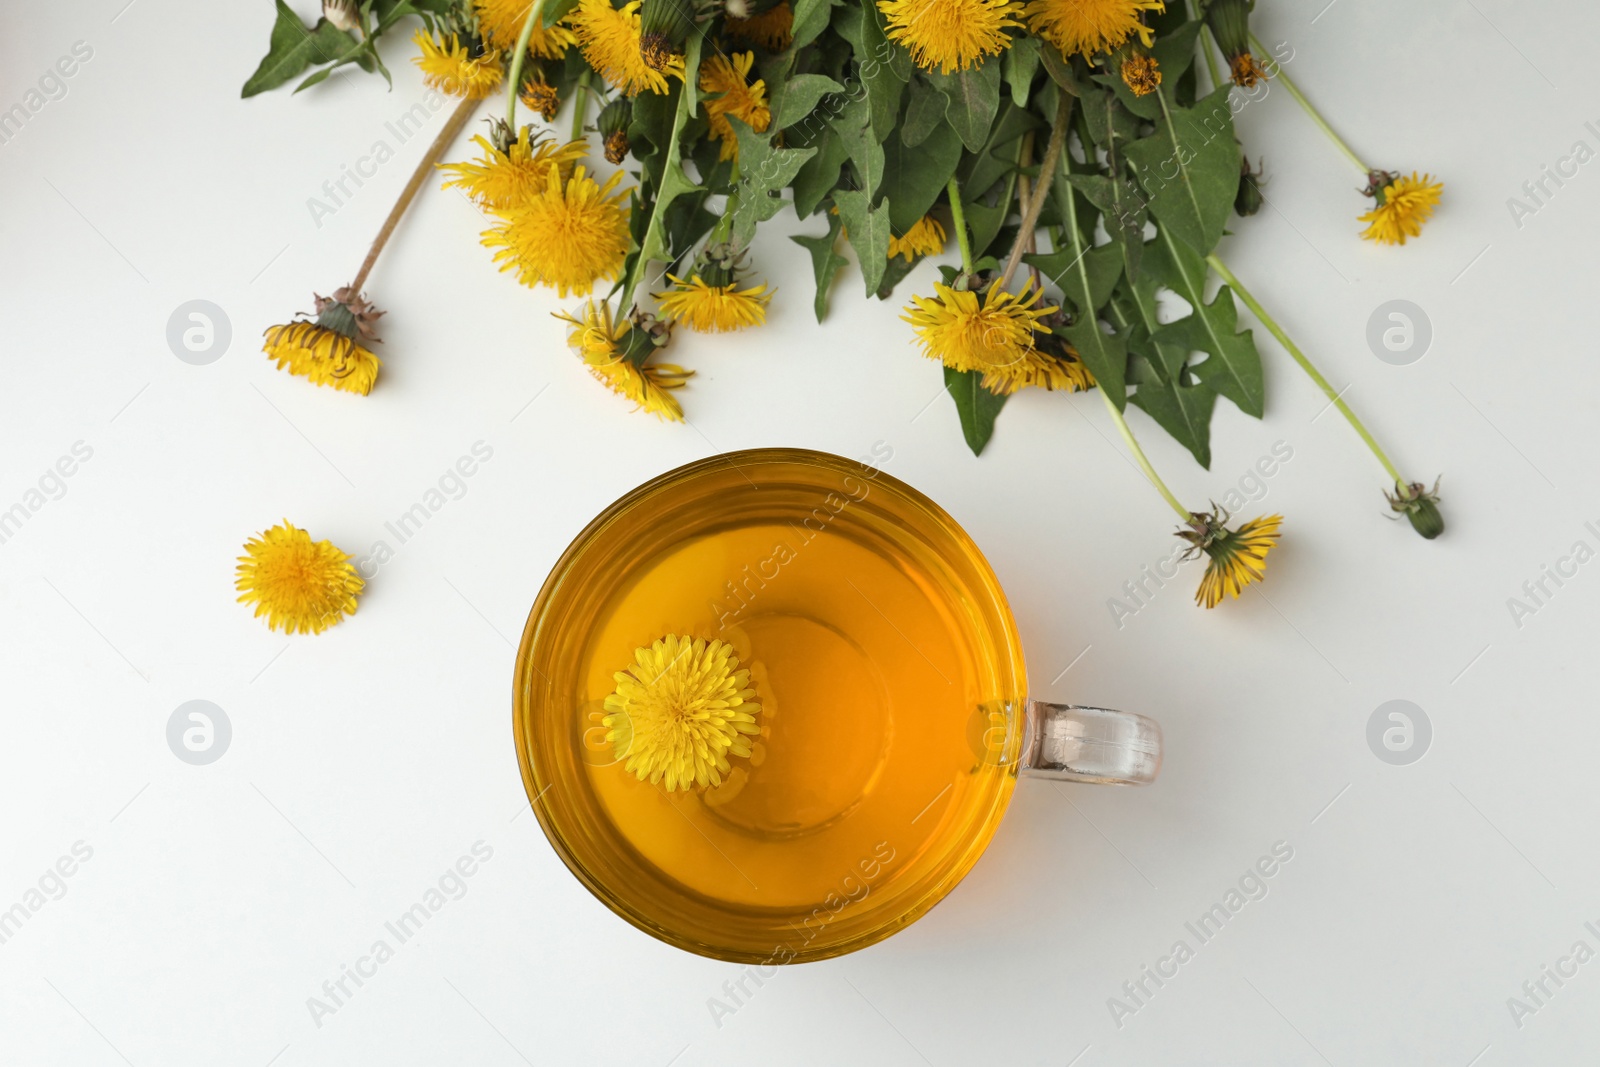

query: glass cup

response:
[514,448,1161,963]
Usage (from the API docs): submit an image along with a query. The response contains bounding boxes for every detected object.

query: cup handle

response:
[1020,701,1162,786]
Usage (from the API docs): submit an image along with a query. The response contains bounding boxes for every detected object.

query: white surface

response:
[2,1,1596,1064]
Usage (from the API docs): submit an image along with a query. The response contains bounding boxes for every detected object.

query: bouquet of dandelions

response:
[233,0,1446,637]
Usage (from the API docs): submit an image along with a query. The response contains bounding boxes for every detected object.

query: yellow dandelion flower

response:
[1359,171,1443,246]
[483,165,631,297]
[521,78,561,121]
[569,0,681,96]
[1121,52,1161,96]
[1024,0,1162,58]
[981,344,1093,394]
[887,213,947,262]
[412,30,504,98]
[262,321,382,396]
[901,278,1057,374]
[473,0,577,57]
[727,2,795,50]
[655,274,773,332]
[439,130,588,212]
[555,300,693,421]
[1180,511,1282,609]
[235,521,364,635]
[603,634,762,791]
[700,51,771,162]
[878,0,1023,75]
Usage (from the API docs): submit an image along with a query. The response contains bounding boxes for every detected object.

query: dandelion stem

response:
[1206,253,1405,486]
[350,94,478,293]
[998,91,1071,292]
[1198,27,1224,93]
[571,71,592,142]
[946,176,974,275]
[1247,32,1370,176]
[1099,389,1192,522]
[504,0,547,128]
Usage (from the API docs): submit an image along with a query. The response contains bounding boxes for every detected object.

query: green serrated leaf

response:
[928,59,1001,153]
[1123,85,1239,256]
[791,0,838,51]
[790,212,850,323]
[957,101,1038,199]
[830,96,885,198]
[882,120,962,234]
[1002,36,1041,107]
[790,124,849,218]
[1129,352,1217,468]
[900,75,946,148]
[242,2,352,98]
[836,1,910,140]
[1034,169,1128,405]
[876,251,919,300]
[835,188,892,295]
[944,366,1008,456]
[1144,225,1265,417]
[1112,280,1217,468]
[774,73,847,130]
[1068,172,1146,280]
[730,114,818,244]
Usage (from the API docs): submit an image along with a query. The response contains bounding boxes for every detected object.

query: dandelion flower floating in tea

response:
[235,521,364,635]
[603,635,762,792]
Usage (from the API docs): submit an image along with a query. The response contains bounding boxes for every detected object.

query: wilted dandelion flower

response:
[1120,52,1161,95]
[727,2,795,50]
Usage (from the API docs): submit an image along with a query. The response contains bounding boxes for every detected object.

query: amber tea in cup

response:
[514,448,1160,962]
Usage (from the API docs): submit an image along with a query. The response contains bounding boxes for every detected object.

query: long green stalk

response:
[1248,32,1369,176]
[1206,253,1404,485]
[504,0,547,127]
[1099,389,1192,522]
[946,176,974,274]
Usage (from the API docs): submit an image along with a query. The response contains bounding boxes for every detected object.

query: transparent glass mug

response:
[514,448,1161,963]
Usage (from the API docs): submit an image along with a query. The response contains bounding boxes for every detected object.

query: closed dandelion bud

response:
[640,0,693,72]
[1235,157,1265,217]
[1386,479,1445,540]
[1204,0,1251,59]
[323,0,360,32]
[1204,0,1267,87]
[599,97,633,164]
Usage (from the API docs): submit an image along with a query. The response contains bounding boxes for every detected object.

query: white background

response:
[2,1,1597,1063]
